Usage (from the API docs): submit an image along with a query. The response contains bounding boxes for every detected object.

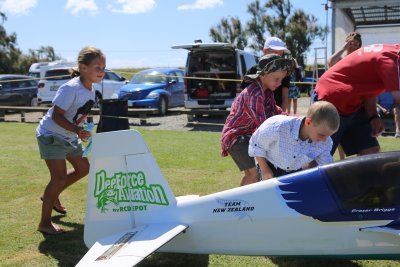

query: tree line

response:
[209,0,327,67]
[0,0,325,74]
[0,11,60,74]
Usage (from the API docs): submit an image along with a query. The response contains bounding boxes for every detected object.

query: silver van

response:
[172,42,258,110]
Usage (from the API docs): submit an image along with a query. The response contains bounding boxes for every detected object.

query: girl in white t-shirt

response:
[36,47,106,235]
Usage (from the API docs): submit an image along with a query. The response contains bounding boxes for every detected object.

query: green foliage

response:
[0,12,23,73]
[246,0,268,52]
[211,0,327,65]
[209,16,248,49]
[1,123,400,266]
[247,0,327,65]
[0,11,61,74]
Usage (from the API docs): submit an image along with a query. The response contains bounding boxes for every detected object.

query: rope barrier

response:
[0,71,316,85]
[1,112,398,135]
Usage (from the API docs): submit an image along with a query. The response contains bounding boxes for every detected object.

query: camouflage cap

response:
[244,54,293,80]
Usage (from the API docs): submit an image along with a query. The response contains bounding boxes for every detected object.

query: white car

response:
[37,68,127,106]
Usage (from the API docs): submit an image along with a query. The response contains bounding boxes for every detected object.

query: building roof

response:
[331,0,400,27]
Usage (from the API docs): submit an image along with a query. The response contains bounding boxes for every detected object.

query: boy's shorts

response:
[228,135,256,171]
[331,109,379,156]
[37,135,83,160]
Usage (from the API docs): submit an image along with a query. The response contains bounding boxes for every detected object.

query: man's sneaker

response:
[395,132,400,138]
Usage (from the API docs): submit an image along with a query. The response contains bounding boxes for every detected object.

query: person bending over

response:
[249,101,339,180]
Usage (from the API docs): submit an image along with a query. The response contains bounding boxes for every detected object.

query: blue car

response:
[118,68,185,116]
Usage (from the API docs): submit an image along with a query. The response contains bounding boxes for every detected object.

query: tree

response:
[0,11,23,73]
[285,9,325,66]
[209,16,247,50]
[246,0,268,52]
[32,46,58,62]
[0,11,62,74]
[246,0,327,66]
[209,0,326,66]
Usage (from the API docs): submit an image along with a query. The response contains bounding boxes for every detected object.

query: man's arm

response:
[281,86,289,113]
[327,41,351,67]
[364,97,384,137]
[255,156,274,180]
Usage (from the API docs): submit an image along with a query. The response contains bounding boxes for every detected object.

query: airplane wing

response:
[360,225,400,236]
[76,223,188,267]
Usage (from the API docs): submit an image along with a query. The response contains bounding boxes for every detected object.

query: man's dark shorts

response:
[331,108,379,156]
[228,135,256,171]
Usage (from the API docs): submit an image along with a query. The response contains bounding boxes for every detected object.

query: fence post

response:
[0,109,4,122]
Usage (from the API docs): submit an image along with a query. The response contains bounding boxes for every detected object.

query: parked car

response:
[37,68,127,106]
[37,67,71,105]
[172,41,258,110]
[0,74,38,106]
[94,69,127,100]
[118,68,184,116]
[28,62,49,78]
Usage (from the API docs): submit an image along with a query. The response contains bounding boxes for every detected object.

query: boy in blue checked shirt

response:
[249,101,339,180]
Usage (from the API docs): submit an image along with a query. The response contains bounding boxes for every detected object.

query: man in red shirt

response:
[315,44,400,157]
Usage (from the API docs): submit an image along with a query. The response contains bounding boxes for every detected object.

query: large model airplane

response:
[76,130,400,266]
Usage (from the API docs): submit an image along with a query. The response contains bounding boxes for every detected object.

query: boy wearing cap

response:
[241,38,291,113]
[221,54,293,186]
[263,37,291,112]
[249,101,339,180]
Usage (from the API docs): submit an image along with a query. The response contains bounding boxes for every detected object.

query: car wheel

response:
[30,97,38,107]
[158,97,168,116]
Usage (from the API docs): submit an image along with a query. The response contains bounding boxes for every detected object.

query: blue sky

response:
[0,0,331,69]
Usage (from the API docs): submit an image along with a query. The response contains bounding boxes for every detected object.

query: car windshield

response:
[45,69,71,80]
[130,72,166,84]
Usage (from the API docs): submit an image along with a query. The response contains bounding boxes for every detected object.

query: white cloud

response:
[177,0,222,10]
[0,0,37,15]
[108,0,155,14]
[65,0,99,15]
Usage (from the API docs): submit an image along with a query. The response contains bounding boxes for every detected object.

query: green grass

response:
[0,122,400,267]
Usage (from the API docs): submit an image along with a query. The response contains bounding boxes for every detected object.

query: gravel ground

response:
[3,97,311,133]
[3,96,396,134]
[129,96,311,132]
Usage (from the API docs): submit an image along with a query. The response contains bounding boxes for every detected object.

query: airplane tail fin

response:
[83,130,177,247]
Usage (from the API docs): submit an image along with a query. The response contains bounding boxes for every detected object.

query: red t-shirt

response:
[316,44,400,115]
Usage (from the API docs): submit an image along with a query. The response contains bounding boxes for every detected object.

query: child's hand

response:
[80,130,91,141]
[76,127,91,141]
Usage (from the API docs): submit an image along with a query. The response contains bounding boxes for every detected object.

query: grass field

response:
[0,122,400,267]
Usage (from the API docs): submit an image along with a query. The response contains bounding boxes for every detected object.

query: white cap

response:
[263,37,287,51]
